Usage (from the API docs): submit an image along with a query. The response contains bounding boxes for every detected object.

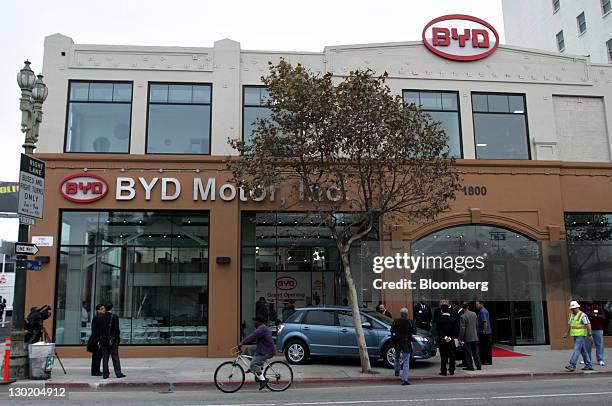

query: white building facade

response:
[502,0,612,64]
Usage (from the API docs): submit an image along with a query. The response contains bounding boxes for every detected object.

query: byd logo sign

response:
[422,14,499,61]
[276,276,297,291]
[60,173,109,203]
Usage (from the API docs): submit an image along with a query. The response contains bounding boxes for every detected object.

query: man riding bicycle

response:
[238,316,276,390]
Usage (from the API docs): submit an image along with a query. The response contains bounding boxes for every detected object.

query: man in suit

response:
[89,304,106,376]
[101,303,126,379]
[413,300,432,331]
[459,302,482,371]
[436,304,457,376]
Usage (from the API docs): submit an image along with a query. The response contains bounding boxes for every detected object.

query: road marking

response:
[491,391,612,399]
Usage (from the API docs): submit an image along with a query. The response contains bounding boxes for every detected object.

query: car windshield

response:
[364,310,392,325]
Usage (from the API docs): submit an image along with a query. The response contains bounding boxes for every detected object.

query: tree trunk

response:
[340,249,372,373]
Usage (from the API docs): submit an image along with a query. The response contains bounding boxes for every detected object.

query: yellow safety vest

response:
[568,311,588,337]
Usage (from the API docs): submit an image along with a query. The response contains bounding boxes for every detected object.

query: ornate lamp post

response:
[11,60,48,380]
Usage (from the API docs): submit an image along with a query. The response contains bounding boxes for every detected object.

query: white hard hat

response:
[569,300,580,309]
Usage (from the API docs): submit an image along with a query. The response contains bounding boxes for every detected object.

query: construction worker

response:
[563,300,593,371]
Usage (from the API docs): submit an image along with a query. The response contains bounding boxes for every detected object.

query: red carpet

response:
[492,346,530,357]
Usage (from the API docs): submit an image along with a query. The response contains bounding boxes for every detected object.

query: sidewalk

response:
[8,348,611,390]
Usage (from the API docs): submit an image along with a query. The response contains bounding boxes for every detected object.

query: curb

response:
[23,370,612,391]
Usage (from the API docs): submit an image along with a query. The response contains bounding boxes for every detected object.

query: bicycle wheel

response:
[264,360,293,392]
[214,361,245,393]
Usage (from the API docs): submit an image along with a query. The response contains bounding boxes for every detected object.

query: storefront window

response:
[65,81,132,153]
[243,86,272,144]
[565,213,612,335]
[412,225,547,345]
[55,211,209,345]
[147,83,212,154]
[403,90,462,158]
[472,93,530,160]
[240,212,378,339]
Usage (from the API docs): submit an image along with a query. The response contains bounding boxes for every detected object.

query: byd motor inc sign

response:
[422,14,499,61]
[60,173,109,203]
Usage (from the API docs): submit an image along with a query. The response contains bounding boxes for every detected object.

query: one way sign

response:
[15,242,39,256]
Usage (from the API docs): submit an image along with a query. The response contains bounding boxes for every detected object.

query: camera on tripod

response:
[24,304,52,344]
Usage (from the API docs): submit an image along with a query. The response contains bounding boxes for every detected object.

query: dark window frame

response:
[577,12,587,34]
[64,80,134,154]
[602,0,611,15]
[145,82,213,155]
[242,85,271,143]
[607,38,612,62]
[402,89,463,158]
[552,0,561,13]
[471,92,531,160]
[53,208,211,346]
[556,30,565,52]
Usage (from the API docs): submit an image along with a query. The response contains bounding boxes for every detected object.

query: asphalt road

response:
[1,375,611,406]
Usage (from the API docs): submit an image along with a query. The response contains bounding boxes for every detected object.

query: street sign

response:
[17,154,45,219]
[19,215,37,226]
[14,242,39,256]
[26,260,42,271]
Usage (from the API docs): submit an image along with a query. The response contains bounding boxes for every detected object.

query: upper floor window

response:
[602,0,611,15]
[556,30,565,52]
[243,86,272,143]
[65,81,132,153]
[577,12,587,34]
[471,93,530,160]
[552,0,560,13]
[403,90,462,157]
[147,83,212,154]
[607,38,612,62]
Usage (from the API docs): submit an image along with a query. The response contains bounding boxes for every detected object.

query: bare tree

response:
[228,60,461,373]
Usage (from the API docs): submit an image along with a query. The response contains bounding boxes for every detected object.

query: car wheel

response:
[382,343,395,369]
[284,340,309,365]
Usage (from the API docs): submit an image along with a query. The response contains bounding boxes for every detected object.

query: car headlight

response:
[412,335,428,342]
[277,324,285,334]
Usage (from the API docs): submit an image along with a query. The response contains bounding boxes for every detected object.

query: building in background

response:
[25,27,612,357]
[502,0,612,63]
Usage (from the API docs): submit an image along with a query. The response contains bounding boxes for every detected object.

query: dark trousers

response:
[479,334,492,365]
[91,349,102,375]
[101,344,123,377]
[439,340,456,374]
[464,341,482,370]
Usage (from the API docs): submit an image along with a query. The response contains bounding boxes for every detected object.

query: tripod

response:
[41,327,67,375]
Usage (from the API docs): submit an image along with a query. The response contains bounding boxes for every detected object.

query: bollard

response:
[2,338,10,382]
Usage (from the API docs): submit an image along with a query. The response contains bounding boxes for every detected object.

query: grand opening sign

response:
[422,14,499,61]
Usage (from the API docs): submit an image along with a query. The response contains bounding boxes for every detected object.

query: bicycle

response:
[214,347,293,393]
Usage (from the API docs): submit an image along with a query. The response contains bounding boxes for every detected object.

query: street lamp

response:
[10,60,48,380]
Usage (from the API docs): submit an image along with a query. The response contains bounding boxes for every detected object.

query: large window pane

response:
[147,105,210,153]
[243,106,273,143]
[427,111,462,157]
[66,103,131,153]
[474,114,529,159]
[55,211,209,345]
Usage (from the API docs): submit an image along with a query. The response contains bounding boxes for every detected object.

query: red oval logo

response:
[276,276,297,291]
[60,173,109,203]
[422,14,499,61]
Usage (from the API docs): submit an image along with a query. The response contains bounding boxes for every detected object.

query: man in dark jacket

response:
[239,316,276,390]
[437,304,457,376]
[459,302,482,371]
[101,303,126,379]
[89,304,106,376]
[390,307,414,386]
[413,300,432,331]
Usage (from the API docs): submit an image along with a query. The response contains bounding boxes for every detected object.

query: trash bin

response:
[28,342,55,380]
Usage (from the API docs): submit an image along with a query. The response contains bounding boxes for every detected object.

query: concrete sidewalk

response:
[7,348,611,390]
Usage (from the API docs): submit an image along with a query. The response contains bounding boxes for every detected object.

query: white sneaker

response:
[599,361,605,366]
[580,361,585,364]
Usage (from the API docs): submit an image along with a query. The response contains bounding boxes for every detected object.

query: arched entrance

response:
[412,224,548,346]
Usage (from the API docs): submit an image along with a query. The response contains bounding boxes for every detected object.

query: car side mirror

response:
[361,322,372,329]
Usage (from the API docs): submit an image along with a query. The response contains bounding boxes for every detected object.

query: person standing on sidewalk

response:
[102,303,126,379]
[238,315,276,390]
[89,304,105,376]
[436,304,456,376]
[586,301,606,366]
[390,307,414,386]
[564,300,593,372]
[414,299,432,331]
[459,302,481,371]
[476,301,492,365]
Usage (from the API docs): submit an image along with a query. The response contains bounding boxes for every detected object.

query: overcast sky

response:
[0,0,504,241]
